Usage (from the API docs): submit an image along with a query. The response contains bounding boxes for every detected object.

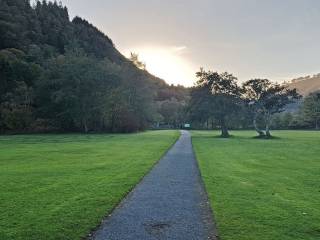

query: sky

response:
[55,0,320,86]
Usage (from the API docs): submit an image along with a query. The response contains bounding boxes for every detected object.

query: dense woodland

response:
[0,0,188,133]
[0,0,319,135]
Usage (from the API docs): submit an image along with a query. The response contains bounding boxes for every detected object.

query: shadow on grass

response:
[213,135,236,139]
[252,135,281,140]
[192,135,236,139]
[192,133,282,140]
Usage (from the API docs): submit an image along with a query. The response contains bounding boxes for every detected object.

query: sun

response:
[124,46,196,86]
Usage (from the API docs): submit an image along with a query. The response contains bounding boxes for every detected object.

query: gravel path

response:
[89,130,218,240]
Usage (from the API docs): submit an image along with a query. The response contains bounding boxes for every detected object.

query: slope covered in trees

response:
[288,74,320,96]
[0,0,188,133]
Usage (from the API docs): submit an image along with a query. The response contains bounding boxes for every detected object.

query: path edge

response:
[190,131,220,240]
[84,130,181,239]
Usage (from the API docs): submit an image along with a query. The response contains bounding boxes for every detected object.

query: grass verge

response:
[192,130,320,240]
[0,130,179,240]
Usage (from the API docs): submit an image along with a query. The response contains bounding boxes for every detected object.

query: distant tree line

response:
[188,68,319,137]
[0,0,188,133]
[1,1,318,135]
[271,91,320,130]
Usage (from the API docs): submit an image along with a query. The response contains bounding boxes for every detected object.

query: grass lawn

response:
[0,130,179,240]
[192,130,320,240]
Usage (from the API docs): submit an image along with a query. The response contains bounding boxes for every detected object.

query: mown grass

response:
[192,130,320,240]
[0,130,179,240]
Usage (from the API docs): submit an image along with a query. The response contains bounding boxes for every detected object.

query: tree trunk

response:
[253,114,265,136]
[265,125,271,137]
[111,112,116,132]
[83,119,88,133]
[265,112,271,137]
[220,118,229,138]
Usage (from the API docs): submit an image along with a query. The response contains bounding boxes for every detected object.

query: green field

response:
[0,130,179,240]
[192,130,320,240]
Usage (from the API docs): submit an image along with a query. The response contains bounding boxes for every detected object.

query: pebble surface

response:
[90,130,218,240]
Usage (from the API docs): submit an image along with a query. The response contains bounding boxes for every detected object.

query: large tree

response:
[189,85,212,128]
[242,79,300,137]
[190,69,241,137]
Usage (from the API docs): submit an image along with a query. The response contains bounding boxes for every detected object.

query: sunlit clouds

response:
[55,0,320,86]
[124,46,197,86]
[172,46,187,53]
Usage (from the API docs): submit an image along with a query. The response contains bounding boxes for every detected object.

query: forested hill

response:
[288,74,320,96]
[0,0,188,133]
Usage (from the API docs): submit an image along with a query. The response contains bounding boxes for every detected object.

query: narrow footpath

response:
[90,130,218,240]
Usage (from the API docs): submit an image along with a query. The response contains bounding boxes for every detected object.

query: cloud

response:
[172,45,187,53]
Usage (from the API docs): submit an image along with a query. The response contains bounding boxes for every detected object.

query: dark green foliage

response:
[158,97,187,128]
[0,48,41,132]
[242,79,301,137]
[0,0,188,133]
[0,0,38,49]
[301,91,320,129]
[189,68,242,137]
[188,73,305,134]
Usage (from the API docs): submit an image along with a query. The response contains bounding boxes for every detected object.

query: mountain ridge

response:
[288,73,320,96]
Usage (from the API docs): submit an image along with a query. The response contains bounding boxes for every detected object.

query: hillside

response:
[0,0,188,133]
[288,74,320,96]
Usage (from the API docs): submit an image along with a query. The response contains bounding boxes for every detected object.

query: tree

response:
[158,98,186,128]
[130,52,146,70]
[0,81,34,131]
[242,79,300,137]
[189,83,213,129]
[190,69,241,137]
[271,112,294,129]
[0,48,41,132]
[301,91,320,129]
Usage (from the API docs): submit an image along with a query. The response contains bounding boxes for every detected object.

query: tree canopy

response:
[189,71,302,137]
[189,69,241,137]
[0,0,188,133]
[301,91,320,129]
[242,79,300,137]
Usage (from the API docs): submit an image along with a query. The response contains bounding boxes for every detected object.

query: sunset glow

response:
[125,46,197,86]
